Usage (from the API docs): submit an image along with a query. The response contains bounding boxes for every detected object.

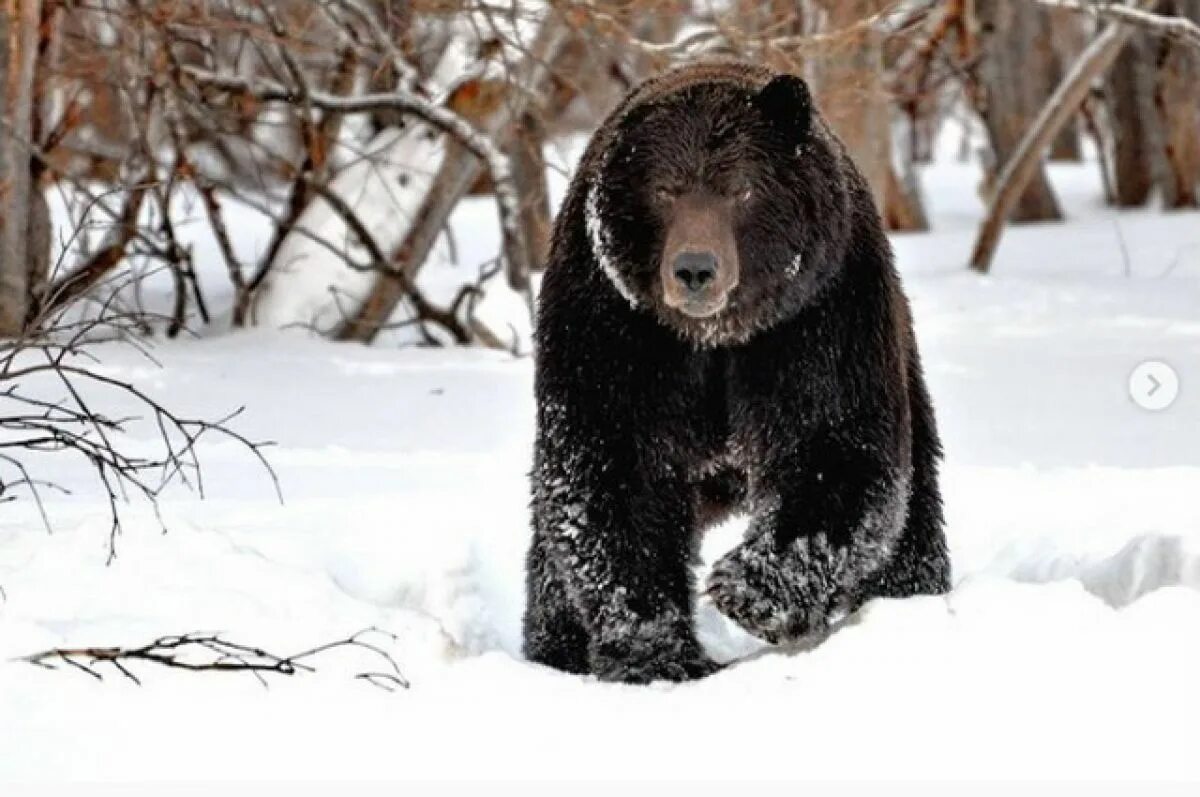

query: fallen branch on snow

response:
[19,627,408,690]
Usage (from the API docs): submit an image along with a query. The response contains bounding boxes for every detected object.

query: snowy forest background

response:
[2,0,1199,785]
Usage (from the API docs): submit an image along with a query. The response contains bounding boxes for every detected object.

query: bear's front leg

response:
[528,427,719,683]
[707,434,911,644]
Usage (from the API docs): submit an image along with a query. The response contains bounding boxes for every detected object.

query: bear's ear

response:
[754,74,812,143]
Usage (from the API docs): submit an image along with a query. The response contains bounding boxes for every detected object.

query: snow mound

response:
[1011,533,1200,608]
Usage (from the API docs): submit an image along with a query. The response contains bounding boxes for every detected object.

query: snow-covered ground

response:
[2,148,1199,787]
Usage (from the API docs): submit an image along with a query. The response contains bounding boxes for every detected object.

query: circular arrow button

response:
[1129,360,1180,412]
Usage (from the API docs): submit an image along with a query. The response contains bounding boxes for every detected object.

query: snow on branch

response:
[1037,0,1200,50]
[181,68,510,187]
[582,0,932,62]
[19,628,408,690]
[334,9,575,343]
[179,66,526,317]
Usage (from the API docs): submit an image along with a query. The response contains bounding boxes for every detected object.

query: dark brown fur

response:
[524,61,951,683]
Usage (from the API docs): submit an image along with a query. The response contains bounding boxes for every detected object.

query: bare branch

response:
[34,183,149,320]
[335,8,575,342]
[179,61,529,325]
[1,288,281,562]
[1037,0,1200,49]
[19,628,408,690]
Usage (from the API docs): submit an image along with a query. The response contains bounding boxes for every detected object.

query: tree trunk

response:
[812,0,892,212]
[1082,95,1117,204]
[1044,7,1085,161]
[509,112,552,277]
[973,0,1063,222]
[970,7,1150,273]
[0,0,44,336]
[1154,0,1200,208]
[1106,32,1161,206]
[25,0,57,316]
[884,157,930,232]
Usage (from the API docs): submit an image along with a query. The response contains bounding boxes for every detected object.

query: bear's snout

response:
[660,192,739,318]
[672,251,718,292]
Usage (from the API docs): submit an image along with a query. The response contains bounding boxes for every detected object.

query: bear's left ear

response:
[754,74,813,143]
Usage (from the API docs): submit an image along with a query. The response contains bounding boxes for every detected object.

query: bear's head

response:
[585,67,857,346]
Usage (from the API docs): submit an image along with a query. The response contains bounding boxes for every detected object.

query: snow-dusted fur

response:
[524,62,951,683]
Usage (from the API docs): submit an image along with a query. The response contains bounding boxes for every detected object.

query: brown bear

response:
[523,61,951,684]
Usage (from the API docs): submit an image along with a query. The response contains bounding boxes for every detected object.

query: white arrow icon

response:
[1129,361,1179,411]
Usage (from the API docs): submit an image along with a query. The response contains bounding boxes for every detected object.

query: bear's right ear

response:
[754,74,813,143]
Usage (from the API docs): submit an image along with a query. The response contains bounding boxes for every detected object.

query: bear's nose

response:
[673,251,718,292]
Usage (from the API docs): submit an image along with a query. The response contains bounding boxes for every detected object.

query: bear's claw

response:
[706,537,834,644]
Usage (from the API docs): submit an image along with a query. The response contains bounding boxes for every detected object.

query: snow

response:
[586,179,642,309]
[3,144,1200,787]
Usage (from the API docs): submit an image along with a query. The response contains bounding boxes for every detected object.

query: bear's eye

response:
[654,187,676,205]
[738,187,754,203]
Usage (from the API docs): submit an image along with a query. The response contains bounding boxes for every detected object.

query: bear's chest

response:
[673,341,810,483]
[662,349,750,477]
[641,337,811,483]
